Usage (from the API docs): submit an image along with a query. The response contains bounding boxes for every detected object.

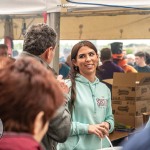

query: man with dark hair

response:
[20,23,71,150]
[97,48,124,91]
[23,24,56,57]
[22,23,57,72]
[0,44,8,56]
[134,51,150,72]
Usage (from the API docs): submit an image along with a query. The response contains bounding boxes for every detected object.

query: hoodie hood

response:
[75,74,99,85]
[75,74,100,98]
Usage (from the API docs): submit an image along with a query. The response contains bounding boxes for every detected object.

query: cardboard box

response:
[112,73,150,101]
[114,115,143,129]
[112,100,150,116]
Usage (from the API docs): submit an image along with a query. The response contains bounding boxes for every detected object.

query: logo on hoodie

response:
[96,97,107,107]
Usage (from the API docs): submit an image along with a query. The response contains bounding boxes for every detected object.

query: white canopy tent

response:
[0,0,149,14]
[0,0,149,40]
[0,0,61,14]
[64,0,150,12]
[60,0,150,40]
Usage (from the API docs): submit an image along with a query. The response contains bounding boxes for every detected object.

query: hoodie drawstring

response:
[89,83,97,113]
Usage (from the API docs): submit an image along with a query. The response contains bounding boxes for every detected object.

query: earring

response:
[74,66,78,71]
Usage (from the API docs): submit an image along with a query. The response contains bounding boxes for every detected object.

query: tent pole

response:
[47,12,60,74]
[4,15,14,56]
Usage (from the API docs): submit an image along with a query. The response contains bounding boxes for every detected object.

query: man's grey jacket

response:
[20,51,71,150]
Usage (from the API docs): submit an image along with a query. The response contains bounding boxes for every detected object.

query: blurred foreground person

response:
[0,58,64,150]
[58,41,114,150]
[122,127,150,150]
[20,23,71,150]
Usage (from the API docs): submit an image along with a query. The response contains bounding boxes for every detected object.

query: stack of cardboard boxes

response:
[112,73,150,129]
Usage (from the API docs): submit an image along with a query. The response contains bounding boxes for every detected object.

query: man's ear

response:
[44,48,49,59]
[45,47,54,59]
[49,46,55,52]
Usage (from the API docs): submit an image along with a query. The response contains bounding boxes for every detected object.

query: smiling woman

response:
[58,41,114,150]
[72,45,99,82]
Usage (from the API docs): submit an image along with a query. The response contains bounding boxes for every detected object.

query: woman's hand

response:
[88,123,109,138]
[100,122,110,131]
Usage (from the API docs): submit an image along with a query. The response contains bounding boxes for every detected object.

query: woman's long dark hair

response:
[69,41,98,114]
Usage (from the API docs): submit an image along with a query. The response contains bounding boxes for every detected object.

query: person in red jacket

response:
[110,42,137,73]
[117,56,137,73]
[0,57,64,150]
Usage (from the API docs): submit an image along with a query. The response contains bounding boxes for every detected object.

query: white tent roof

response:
[60,0,150,40]
[0,0,61,14]
[0,0,150,40]
[65,0,150,12]
[0,0,149,14]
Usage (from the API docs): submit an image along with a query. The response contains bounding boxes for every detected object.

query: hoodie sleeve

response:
[70,122,89,136]
[65,93,89,135]
[105,88,114,133]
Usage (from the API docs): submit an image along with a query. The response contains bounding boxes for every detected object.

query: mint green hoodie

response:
[58,74,114,150]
